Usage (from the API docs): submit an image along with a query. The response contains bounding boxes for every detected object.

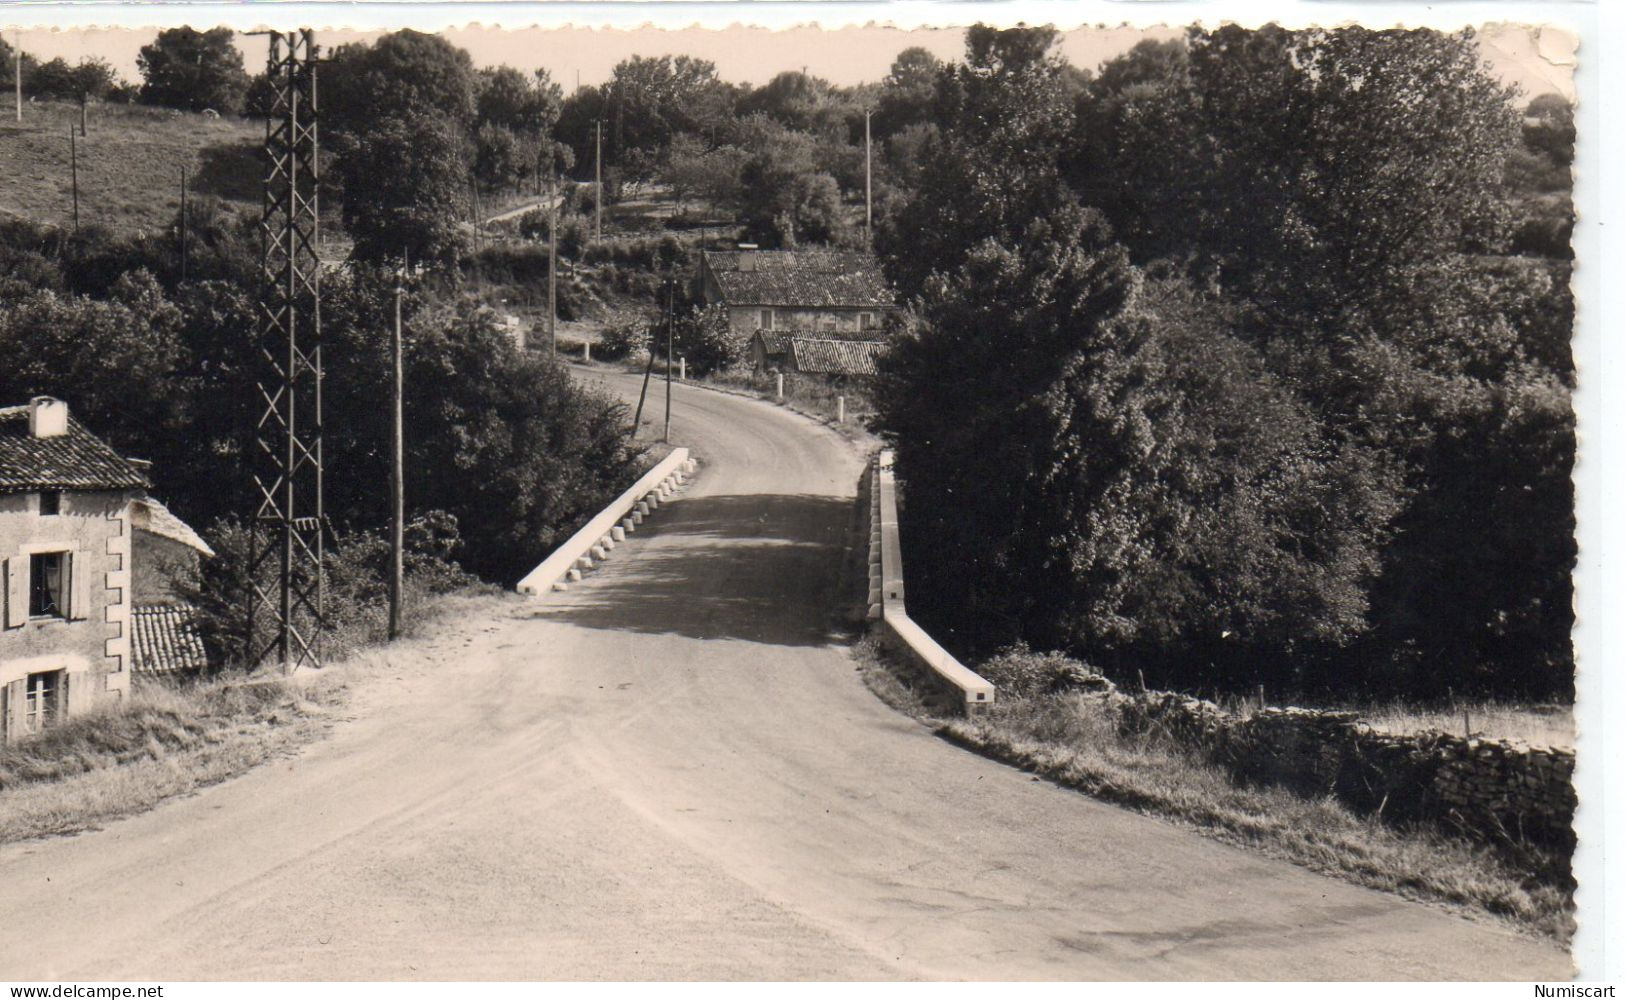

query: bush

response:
[977,643,1107,699]
[672,303,746,376]
[186,509,482,669]
[464,243,552,284]
[597,321,648,361]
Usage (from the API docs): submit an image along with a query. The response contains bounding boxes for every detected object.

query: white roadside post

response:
[837,396,845,423]
[776,373,784,400]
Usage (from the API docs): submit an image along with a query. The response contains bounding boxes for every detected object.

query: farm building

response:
[0,398,211,740]
[698,250,896,339]
[785,338,886,377]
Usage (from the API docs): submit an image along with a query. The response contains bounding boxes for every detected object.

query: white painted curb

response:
[869,450,996,714]
[516,447,692,596]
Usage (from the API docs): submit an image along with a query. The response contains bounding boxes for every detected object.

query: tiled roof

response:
[0,405,151,493]
[131,604,210,676]
[705,251,895,309]
[753,330,790,356]
[787,338,886,377]
[130,497,216,557]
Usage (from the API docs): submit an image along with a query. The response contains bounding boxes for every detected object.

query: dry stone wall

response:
[1101,681,1574,846]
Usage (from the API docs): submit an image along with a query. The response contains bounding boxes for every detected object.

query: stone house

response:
[0,397,210,740]
[697,249,895,340]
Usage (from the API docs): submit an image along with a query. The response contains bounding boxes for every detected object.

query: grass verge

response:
[933,692,1573,942]
[0,672,344,844]
[0,589,494,846]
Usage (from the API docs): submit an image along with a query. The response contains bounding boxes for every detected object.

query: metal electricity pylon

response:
[247,29,325,671]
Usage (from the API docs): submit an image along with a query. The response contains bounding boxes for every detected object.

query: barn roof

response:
[787,338,886,377]
[0,403,151,493]
[131,604,210,676]
[753,330,790,356]
[704,251,894,309]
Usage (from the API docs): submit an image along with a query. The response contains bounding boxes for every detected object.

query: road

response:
[0,373,1569,980]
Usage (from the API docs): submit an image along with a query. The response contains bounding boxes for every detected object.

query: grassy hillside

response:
[0,99,261,234]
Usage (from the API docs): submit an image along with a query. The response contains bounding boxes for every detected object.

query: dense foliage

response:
[875,25,1574,700]
[1,25,1575,703]
[0,221,643,592]
[136,27,250,113]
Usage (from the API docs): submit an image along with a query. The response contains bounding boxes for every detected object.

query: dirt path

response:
[0,375,1569,980]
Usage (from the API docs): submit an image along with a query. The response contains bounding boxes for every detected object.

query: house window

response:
[859,312,875,332]
[39,491,61,516]
[29,552,65,619]
[759,309,774,330]
[23,670,63,735]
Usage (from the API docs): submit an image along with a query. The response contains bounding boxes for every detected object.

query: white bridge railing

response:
[868,450,995,714]
[517,447,694,596]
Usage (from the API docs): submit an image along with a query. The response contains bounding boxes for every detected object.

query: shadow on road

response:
[522,493,861,647]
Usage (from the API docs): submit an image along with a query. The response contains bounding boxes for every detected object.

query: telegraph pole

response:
[14,33,20,124]
[864,109,873,243]
[69,124,79,234]
[388,260,404,641]
[663,278,674,443]
[548,167,558,355]
[179,167,188,282]
[594,120,603,241]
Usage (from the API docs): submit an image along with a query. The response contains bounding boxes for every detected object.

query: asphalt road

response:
[0,372,1570,980]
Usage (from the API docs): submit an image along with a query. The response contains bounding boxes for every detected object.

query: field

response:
[0,99,261,234]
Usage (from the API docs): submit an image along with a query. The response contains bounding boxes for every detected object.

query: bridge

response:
[0,371,1568,979]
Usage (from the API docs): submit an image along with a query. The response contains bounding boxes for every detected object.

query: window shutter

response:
[65,670,93,718]
[4,557,26,629]
[70,550,90,621]
[3,679,24,743]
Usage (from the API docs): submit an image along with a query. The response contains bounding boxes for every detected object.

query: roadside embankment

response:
[924,651,1575,942]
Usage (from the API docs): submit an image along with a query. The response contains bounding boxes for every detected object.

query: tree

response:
[474,123,527,192]
[1522,93,1575,168]
[26,58,78,99]
[0,271,190,463]
[738,70,848,137]
[872,47,943,139]
[476,65,562,141]
[321,30,479,140]
[737,131,845,248]
[592,55,730,182]
[1076,26,1519,333]
[877,24,1078,297]
[340,111,471,265]
[1069,25,1573,697]
[875,212,1398,689]
[136,27,250,113]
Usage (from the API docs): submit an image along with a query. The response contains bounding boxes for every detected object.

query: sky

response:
[1,22,1575,101]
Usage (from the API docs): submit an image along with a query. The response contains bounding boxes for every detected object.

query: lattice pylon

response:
[248,29,324,671]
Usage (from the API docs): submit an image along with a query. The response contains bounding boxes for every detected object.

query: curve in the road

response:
[0,372,1569,981]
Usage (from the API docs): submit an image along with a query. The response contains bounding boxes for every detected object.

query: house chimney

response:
[738,250,757,272]
[28,396,68,439]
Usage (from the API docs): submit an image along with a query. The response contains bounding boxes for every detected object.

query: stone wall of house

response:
[0,489,133,738]
[1100,682,1575,846]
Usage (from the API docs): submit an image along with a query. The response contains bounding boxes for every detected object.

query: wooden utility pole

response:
[548,168,558,354]
[388,263,405,641]
[13,33,20,124]
[179,167,188,282]
[594,120,603,242]
[864,110,873,243]
[632,327,655,434]
[663,278,674,443]
[69,124,79,234]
